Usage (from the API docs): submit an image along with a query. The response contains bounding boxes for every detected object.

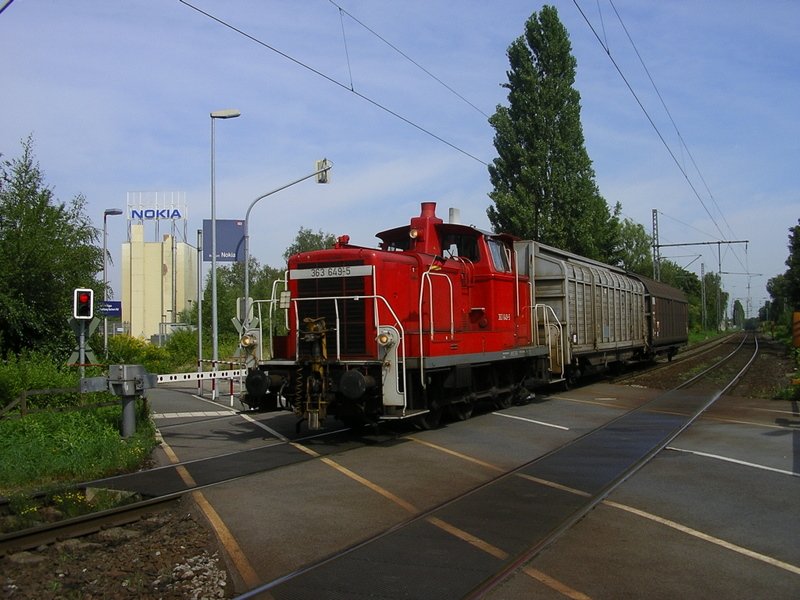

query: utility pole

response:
[656,240,749,330]
[720,272,763,319]
[651,209,661,281]
[700,263,706,329]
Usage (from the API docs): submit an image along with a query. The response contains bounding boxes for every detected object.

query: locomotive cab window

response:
[442,232,479,261]
[487,237,511,272]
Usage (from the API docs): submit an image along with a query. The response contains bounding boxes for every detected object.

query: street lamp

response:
[210,108,241,394]
[103,207,123,357]
[242,159,332,337]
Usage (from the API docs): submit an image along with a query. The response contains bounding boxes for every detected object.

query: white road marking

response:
[604,500,800,575]
[493,411,570,430]
[153,410,234,419]
[666,446,799,477]
[239,412,288,442]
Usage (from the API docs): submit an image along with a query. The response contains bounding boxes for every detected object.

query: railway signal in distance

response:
[73,288,94,320]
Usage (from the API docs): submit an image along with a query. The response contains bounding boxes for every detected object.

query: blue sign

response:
[98,300,122,317]
[202,219,245,262]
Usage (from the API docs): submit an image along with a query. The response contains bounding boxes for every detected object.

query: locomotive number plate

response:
[291,265,373,279]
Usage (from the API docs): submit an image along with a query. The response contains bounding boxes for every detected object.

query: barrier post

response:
[211,359,217,401]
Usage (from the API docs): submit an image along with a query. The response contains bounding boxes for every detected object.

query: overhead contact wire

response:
[177,0,488,166]
[337,5,355,91]
[329,0,491,119]
[573,1,720,231]
[606,0,743,268]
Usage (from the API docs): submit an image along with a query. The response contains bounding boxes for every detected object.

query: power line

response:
[335,4,355,91]
[0,0,15,17]
[606,0,739,244]
[572,0,725,237]
[575,0,749,278]
[328,0,491,119]
[177,0,488,166]
[657,210,719,242]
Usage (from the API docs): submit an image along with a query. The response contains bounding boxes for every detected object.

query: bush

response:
[0,351,85,411]
[164,329,201,371]
[0,400,156,495]
[107,335,173,374]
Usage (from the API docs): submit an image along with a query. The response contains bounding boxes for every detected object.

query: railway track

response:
[612,331,738,385]
[0,493,180,557]
[236,332,761,599]
[0,423,390,556]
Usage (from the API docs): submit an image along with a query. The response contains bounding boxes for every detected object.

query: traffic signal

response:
[73,288,94,320]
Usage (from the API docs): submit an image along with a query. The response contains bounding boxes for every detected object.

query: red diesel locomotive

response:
[243,202,687,429]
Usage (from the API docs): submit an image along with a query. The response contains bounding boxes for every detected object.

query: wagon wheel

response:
[415,406,443,430]
[561,367,579,391]
[492,393,513,410]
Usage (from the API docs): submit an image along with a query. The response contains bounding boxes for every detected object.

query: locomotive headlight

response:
[241,333,258,349]
[377,331,395,347]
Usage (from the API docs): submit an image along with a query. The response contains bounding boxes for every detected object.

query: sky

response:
[1,0,798,317]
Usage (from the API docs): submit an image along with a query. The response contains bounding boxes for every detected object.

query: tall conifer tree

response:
[488,5,619,262]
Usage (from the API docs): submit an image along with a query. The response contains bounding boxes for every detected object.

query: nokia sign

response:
[130,208,184,220]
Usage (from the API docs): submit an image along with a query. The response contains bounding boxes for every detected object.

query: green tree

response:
[780,219,800,311]
[732,299,745,329]
[487,5,620,262]
[0,137,102,356]
[617,219,654,276]
[185,228,334,357]
[703,271,728,330]
[282,227,337,263]
[766,273,789,322]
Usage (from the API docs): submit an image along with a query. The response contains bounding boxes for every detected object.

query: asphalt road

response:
[147,381,799,599]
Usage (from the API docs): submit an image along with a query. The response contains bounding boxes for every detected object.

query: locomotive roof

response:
[375,221,512,245]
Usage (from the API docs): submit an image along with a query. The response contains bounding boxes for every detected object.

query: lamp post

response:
[242,160,331,333]
[103,207,123,357]
[196,228,204,395]
[196,228,203,358]
[210,109,241,394]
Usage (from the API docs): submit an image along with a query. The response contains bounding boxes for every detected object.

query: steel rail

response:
[613,331,739,384]
[0,494,180,556]
[0,423,379,556]
[674,331,753,390]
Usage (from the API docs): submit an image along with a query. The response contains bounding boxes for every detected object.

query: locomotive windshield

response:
[487,237,511,272]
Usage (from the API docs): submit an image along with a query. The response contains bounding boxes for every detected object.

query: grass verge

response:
[0,399,157,498]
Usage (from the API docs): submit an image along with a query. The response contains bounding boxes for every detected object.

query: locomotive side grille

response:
[296,261,368,357]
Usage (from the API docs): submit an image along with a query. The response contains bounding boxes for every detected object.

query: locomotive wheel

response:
[447,401,473,421]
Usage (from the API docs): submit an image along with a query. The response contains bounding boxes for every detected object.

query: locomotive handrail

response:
[248,276,290,363]
[419,271,455,341]
[533,303,565,379]
[277,293,409,411]
[419,270,455,391]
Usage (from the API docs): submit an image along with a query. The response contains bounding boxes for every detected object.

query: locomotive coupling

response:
[244,369,285,406]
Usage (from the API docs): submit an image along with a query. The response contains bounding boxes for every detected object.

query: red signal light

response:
[73,288,94,320]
